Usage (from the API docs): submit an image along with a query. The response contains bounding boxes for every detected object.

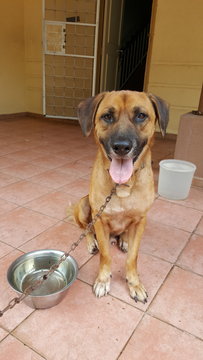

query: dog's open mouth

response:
[109,157,134,184]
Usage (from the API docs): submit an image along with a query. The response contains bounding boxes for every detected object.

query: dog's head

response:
[78,90,169,184]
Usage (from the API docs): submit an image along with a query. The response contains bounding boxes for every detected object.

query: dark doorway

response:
[117,0,153,91]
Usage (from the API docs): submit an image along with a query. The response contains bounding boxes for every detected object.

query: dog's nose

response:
[112,139,133,156]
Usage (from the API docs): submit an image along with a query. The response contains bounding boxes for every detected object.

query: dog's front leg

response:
[126,216,148,304]
[93,218,111,298]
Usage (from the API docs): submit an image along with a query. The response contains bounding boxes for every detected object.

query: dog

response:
[73,90,169,303]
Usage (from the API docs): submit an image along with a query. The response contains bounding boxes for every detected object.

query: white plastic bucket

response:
[158,159,196,200]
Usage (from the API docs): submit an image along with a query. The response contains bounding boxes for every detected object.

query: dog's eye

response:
[134,113,147,123]
[101,113,114,124]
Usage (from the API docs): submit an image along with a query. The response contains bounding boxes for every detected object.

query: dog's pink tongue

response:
[109,158,133,184]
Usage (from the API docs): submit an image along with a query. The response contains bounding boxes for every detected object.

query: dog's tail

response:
[66,195,91,229]
[66,201,76,224]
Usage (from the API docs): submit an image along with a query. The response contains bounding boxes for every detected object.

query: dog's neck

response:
[115,162,145,198]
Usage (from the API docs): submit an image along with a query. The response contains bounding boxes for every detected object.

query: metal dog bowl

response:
[7,249,78,309]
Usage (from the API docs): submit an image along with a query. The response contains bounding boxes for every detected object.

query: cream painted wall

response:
[0,0,202,133]
[146,0,203,134]
[0,1,26,114]
[0,0,43,115]
[24,0,43,114]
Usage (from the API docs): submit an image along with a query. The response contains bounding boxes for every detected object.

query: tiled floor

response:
[0,117,202,360]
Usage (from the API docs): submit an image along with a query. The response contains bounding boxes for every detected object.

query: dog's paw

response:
[87,236,99,255]
[127,281,148,304]
[118,237,128,253]
[93,277,111,298]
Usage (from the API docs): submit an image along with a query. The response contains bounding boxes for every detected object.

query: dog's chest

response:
[102,195,148,235]
[104,211,139,235]
[90,165,155,235]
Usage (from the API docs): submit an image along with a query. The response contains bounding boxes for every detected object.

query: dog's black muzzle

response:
[100,132,147,162]
[111,138,133,157]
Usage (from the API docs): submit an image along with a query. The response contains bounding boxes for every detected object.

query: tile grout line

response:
[146,312,203,342]
[174,213,203,265]
[0,306,36,336]
[0,218,66,262]
[15,220,64,253]
[146,264,203,336]
[116,313,146,360]
[77,277,148,313]
[148,215,203,233]
[155,195,203,212]
[0,332,10,345]
[145,265,175,312]
[78,254,95,271]
[170,263,203,278]
[139,248,203,277]
[11,332,47,359]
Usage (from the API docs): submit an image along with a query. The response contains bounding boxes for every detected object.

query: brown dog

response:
[73,90,169,303]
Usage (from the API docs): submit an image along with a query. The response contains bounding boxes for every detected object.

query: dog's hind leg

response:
[73,195,98,254]
[86,233,99,254]
[126,216,148,304]
[117,234,128,253]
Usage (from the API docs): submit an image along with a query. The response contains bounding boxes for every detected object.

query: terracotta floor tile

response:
[1,162,47,179]
[29,169,79,189]
[0,336,44,360]
[160,187,203,211]
[25,191,78,220]
[0,198,17,215]
[53,149,80,161]
[196,216,203,235]
[80,173,91,181]
[0,180,51,205]
[141,219,190,262]
[149,266,203,338]
[0,207,57,247]
[56,146,89,160]
[31,155,68,169]
[0,138,9,147]
[0,250,34,331]
[77,157,95,168]
[119,315,203,360]
[177,234,203,275]
[148,199,202,232]
[79,246,172,310]
[0,117,202,360]
[60,178,90,198]
[0,328,8,342]
[20,221,92,268]
[13,280,142,360]
[58,159,93,176]
[80,152,97,163]
[0,242,14,258]
[0,142,30,156]
[6,149,42,162]
[0,173,20,187]
[29,144,52,155]
[0,157,20,170]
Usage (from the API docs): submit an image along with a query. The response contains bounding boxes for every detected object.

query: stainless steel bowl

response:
[7,249,78,309]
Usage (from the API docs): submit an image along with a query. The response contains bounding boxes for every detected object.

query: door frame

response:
[143,0,157,91]
[99,0,124,92]
[99,0,155,93]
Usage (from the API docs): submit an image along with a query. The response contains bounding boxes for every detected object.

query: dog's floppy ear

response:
[77,92,106,136]
[148,93,169,136]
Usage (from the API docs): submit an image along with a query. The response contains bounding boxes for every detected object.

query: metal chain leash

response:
[0,185,118,317]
